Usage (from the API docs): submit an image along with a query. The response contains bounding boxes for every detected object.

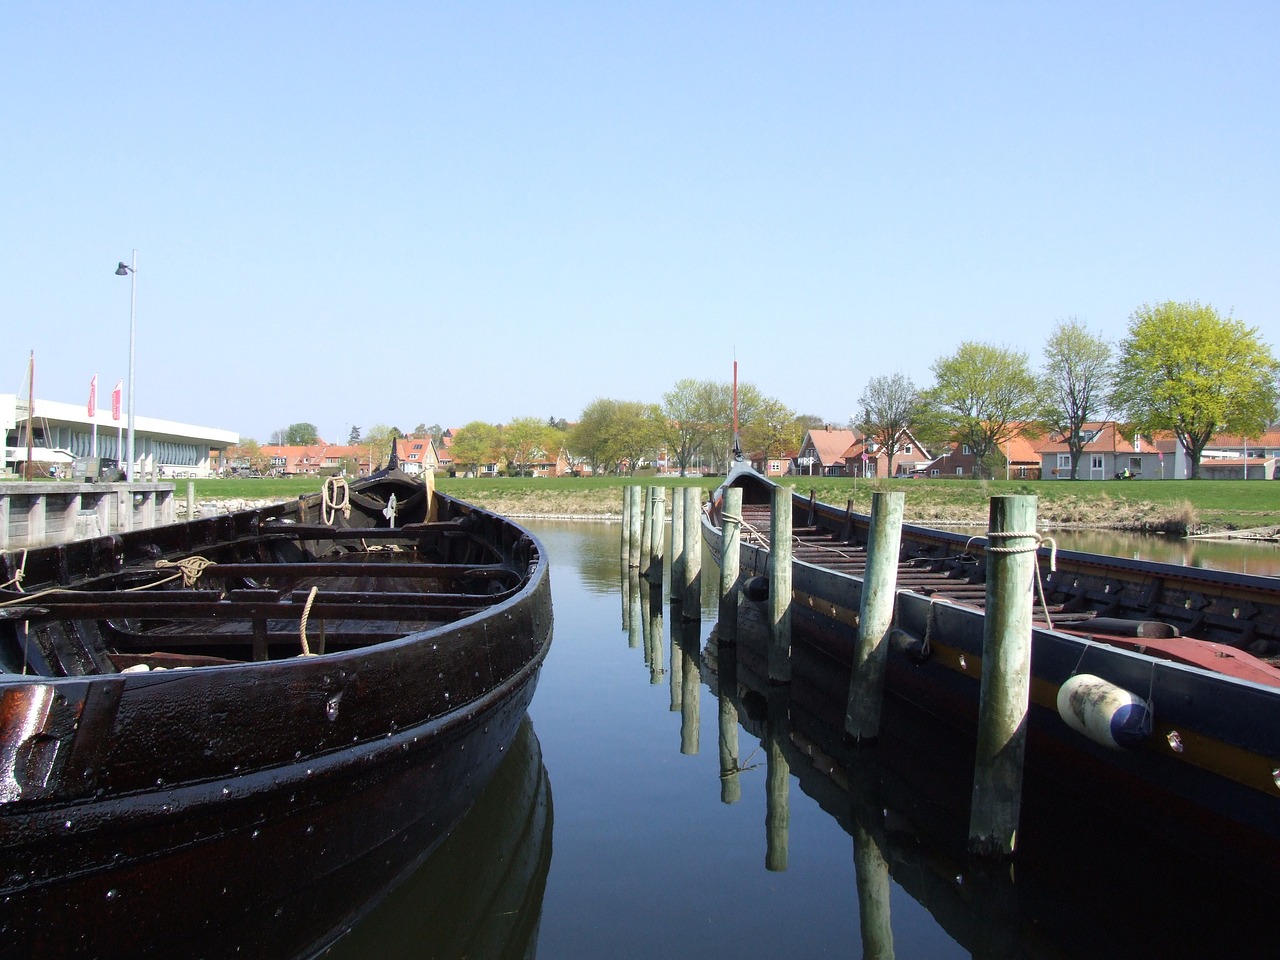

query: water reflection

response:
[700,621,1278,959]
[1053,528,1280,576]
[321,718,552,959]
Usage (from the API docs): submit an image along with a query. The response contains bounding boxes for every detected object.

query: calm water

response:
[321,521,1278,959]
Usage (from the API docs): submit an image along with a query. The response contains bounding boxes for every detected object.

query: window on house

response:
[930,469,940,477]
[902,443,912,454]
[1129,457,1142,475]
[962,445,972,455]
[956,466,964,475]
[1057,454,1072,470]
[1091,455,1104,470]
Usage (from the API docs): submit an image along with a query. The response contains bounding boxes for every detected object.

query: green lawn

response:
[172,473,1280,532]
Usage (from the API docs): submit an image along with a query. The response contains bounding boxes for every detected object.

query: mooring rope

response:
[982,529,1058,628]
[322,476,351,525]
[0,549,27,591]
[298,585,319,656]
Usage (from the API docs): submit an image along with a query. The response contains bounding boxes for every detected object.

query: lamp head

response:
[115,262,131,276]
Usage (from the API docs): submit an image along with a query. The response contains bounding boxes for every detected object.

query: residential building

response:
[1038,423,1162,480]
[394,437,441,476]
[260,444,372,477]
[796,427,859,476]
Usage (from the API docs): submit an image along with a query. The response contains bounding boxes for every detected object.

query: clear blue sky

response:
[4,2,1277,443]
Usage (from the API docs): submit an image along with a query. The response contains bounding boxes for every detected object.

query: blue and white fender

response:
[1056,673,1153,750]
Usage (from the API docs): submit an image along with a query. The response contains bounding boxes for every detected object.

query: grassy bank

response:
[177,474,1280,533]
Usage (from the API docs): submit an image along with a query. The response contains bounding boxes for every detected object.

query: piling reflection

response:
[321,717,553,959]
[701,625,1278,959]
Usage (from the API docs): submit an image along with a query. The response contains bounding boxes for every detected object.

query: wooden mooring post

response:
[681,485,701,617]
[627,485,644,570]
[767,484,792,682]
[845,491,905,742]
[968,495,1037,858]
[670,487,686,599]
[717,487,743,645]
[646,487,666,585]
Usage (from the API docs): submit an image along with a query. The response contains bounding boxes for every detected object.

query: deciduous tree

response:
[363,424,403,468]
[923,342,1043,479]
[283,422,320,445]
[1109,301,1280,478]
[740,398,801,463]
[449,421,502,476]
[857,373,923,477]
[1042,319,1112,479]
[570,399,661,475]
[503,416,559,476]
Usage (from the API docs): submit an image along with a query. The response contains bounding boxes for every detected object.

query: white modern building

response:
[2,393,238,479]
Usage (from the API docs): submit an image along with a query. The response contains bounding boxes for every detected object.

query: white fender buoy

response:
[1056,673,1152,750]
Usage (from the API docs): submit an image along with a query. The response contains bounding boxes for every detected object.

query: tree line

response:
[869,301,1279,479]
[227,300,1279,480]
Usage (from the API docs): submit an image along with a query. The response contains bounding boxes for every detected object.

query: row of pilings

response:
[621,481,1040,863]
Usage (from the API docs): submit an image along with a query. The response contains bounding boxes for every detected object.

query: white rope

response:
[983,529,1058,628]
[0,549,28,591]
[299,585,319,656]
[322,476,351,525]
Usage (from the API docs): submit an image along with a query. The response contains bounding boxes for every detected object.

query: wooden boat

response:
[0,465,553,958]
[701,460,1280,869]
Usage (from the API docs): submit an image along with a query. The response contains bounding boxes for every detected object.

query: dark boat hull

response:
[0,472,553,957]
[703,469,1280,867]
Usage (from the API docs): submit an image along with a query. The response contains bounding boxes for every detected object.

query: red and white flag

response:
[111,380,123,421]
[88,374,97,417]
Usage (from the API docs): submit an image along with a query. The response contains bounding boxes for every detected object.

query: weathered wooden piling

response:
[717,487,743,645]
[670,488,685,598]
[640,486,655,578]
[767,485,792,682]
[627,486,644,569]
[845,491,905,742]
[681,485,702,616]
[646,487,666,585]
[620,484,632,565]
[968,495,1037,858]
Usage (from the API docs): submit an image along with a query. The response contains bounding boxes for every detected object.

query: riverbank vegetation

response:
[182,475,1280,533]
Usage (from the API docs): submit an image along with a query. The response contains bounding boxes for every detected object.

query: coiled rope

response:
[322,476,351,525]
[155,556,215,587]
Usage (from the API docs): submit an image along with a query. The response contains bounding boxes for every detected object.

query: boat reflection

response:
[320,716,553,959]
[699,628,1278,959]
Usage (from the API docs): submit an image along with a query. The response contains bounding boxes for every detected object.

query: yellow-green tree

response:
[1110,301,1280,478]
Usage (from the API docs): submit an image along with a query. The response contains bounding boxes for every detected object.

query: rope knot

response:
[155,555,214,587]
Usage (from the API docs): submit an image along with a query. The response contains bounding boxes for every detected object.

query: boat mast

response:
[731,358,743,463]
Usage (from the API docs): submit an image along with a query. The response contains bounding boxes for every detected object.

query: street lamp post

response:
[115,252,137,482]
